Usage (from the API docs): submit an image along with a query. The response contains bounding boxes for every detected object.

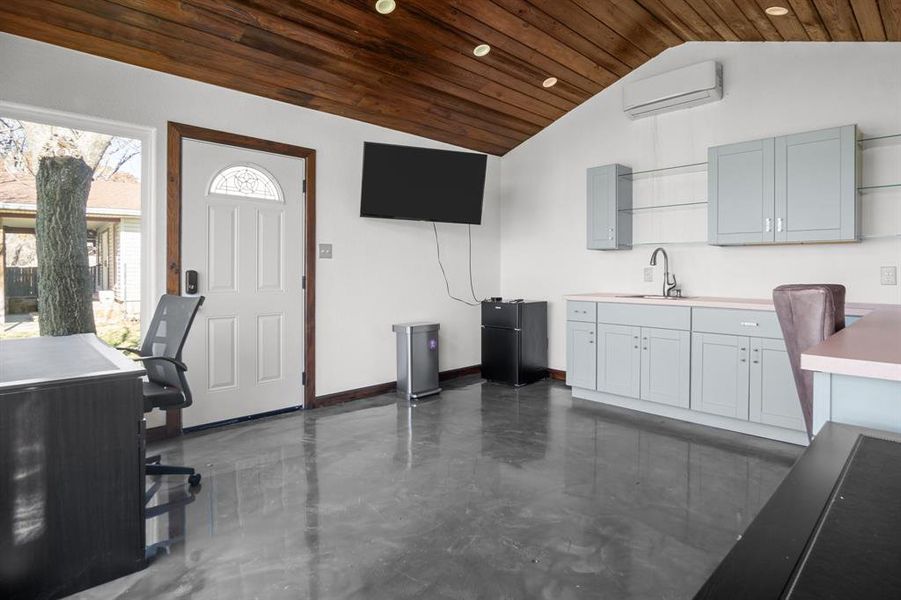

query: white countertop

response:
[565,292,886,317]
[801,307,901,382]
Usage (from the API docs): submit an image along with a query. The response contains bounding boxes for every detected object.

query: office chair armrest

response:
[133,355,188,372]
[117,346,141,355]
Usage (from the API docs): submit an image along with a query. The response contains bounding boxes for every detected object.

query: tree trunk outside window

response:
[35,156,96,335]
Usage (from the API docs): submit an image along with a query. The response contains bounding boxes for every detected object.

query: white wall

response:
[0,33,501,404]
[500,42,901,371]
[5,34,900,390]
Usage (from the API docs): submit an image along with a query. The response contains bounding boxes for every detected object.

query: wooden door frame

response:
[162,122,316,438]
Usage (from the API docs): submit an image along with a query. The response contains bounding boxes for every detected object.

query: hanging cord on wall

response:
[468,224,482,304]
[433,222,480,307]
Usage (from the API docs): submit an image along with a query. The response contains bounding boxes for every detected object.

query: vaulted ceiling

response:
[1,1,898,155]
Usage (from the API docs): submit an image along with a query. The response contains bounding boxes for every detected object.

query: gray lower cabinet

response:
[639,327,690,408]
[691,333,750,419]
[596,323,641,398]
[775,125,858,243]
[708,138,775,245]
[749,338,805,431]
[587,164,632,250]
[566,321,596,389]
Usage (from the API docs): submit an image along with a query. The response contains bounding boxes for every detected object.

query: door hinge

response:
[302,275,306,289]
[302,179,306,194]
[302,372,306,386]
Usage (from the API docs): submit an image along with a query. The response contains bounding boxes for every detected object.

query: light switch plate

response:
[319,243,333,259]
[880,266,897,286]
[644,267,654,282]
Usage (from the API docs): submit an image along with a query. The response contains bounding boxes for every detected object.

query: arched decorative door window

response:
[208,163,283,201]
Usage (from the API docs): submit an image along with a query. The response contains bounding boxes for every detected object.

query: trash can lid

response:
[392,322,440,333]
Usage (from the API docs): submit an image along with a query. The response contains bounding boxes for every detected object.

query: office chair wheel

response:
[188,473,201,487]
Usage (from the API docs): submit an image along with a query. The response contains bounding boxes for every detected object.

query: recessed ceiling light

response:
[542,77,558,88]
[765,6,789,16]
[473,44,491,57]
[375,0,396,15]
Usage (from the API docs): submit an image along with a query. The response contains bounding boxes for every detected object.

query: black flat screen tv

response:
[360,142,487,225]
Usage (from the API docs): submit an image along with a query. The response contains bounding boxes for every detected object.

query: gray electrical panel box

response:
[392,322,441,400]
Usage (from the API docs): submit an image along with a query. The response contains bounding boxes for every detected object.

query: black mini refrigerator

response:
[481,300,548,386]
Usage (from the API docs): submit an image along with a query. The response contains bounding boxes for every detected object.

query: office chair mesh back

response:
[141,294,203,407]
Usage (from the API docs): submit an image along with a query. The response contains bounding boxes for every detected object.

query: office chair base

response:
[146,463,202,487]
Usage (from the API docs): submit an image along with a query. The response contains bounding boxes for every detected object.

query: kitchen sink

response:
[615,294,693,300]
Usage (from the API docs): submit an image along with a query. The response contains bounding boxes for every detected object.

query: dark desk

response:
[695,422,901,599]
[0,334,146,599]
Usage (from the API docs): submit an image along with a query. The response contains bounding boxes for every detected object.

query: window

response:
[0,115,143,345]
[209,164,282,201]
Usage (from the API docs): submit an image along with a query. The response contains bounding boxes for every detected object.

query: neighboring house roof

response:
[0,166,140,216]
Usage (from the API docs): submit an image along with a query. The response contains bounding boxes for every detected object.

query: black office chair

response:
[120,294,204,488]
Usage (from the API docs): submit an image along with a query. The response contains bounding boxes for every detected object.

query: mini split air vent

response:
[623,60,723,120]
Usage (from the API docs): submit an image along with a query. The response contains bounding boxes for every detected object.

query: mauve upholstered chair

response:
[772,284,846,439]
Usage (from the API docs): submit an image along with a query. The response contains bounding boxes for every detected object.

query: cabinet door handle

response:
[765,217,772,232]
[776,217,784,232]
[740,322,758,327]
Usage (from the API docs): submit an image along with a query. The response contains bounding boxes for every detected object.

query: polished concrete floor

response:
[73,377,801,599]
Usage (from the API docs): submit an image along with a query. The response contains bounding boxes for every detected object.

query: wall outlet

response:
[319,243,333,259]
[880,266,898,286]
[643,267,654,282]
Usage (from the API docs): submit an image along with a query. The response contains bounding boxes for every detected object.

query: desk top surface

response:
[0,334,144,391]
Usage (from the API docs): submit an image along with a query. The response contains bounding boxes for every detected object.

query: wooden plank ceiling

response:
[1,1,898,155]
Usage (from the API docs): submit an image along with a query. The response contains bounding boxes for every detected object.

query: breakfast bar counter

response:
[801,306,901,435]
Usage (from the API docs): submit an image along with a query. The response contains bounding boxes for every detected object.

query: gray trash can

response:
[392,322,441,400]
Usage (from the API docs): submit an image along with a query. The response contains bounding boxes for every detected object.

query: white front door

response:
[180,139,305,427]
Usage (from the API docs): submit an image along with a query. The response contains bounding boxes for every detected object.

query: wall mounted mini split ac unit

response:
[623,60,723,119]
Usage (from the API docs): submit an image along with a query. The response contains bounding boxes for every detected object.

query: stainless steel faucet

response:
[649,247,680,297]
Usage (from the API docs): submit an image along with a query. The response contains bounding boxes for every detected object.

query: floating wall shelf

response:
[858,133,901,147]
[618,161,707,180]
[859,183,901,192]
[619,200,708,213]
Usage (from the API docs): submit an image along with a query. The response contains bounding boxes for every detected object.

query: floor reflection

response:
[72,378,800,599]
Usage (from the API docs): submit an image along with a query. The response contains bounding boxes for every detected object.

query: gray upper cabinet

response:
[709,125,858,246]
[596,323,641,398]
[708,138,775,245]
[775,125,858,243]
[566,321,597,390]
[691,333,750,419]
[749,338,805,431]
[587,164,632,250]
[640,327,690,408]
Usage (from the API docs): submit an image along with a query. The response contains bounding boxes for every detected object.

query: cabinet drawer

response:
[596,303,691,330]
[692,308,782,339]
[567,301,597,323]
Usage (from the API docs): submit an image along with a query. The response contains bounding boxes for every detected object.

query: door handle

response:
[776,217,784,232]
[765,217,772,232]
